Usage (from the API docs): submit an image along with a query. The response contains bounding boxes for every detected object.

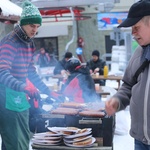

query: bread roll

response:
[77,128,88,134]
[73,136,87,141]
[61,131,74,135]
[73,137,92,146]
[46,131,57,135]
[67,127,79,130]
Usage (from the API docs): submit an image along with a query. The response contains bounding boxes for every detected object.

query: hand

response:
[24,78,40,100]
[61,70,69,79]
[105,97,119,116]
[90,69,93,74]
[94,68,99,73]
[61,70,66,76]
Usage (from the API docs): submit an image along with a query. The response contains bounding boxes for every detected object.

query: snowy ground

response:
[114,109,134,150]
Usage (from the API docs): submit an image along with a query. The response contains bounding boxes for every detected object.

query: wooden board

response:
[32,143,112,150]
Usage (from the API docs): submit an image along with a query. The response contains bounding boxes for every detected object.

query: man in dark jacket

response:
[87,50,106,85]
[61,58,100,103]
[53,52,72,75]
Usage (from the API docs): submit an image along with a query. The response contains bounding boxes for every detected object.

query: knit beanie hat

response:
[65,58,81,73]
[20,0,42,26]
[92,50,100,57]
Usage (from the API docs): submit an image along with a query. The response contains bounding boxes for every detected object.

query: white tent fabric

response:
[0,0,22,17]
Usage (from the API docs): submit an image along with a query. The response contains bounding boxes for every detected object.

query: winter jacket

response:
[0,25,50,96]
[86,58,106,75]
[53,58,67,75]
[36,53,50,67]
[113,46,150,145]
[61,66,100,103]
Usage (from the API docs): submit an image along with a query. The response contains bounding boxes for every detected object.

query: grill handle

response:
[79,118,102,124]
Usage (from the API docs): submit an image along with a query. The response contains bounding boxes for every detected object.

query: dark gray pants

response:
[0,108,30,150]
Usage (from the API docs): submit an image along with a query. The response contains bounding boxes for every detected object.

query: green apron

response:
[5,86,30,112]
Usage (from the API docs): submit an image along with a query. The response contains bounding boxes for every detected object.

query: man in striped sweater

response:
[0,1,59,150]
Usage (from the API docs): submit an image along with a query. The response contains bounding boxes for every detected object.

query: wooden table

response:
[96,88,110,96]
[51,74,123,88]
[92,75,123,90]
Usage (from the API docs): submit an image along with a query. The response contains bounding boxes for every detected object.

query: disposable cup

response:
[96,72,99,78]
[95,83,100,91]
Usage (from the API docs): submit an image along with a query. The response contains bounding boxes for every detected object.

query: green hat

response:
[20,0,42,26]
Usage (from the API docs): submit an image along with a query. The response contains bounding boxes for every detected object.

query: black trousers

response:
[2,142,6,150]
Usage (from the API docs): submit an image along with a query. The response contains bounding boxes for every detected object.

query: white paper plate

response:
[33,135,61,140]
[64,137,96,148]
[64,130,92,139]
[47,127,79,135]
[40,94,48,99]
[63,135,92,144]
[32,141,62,146]
[32,138,62,144]
[34,132,62,137]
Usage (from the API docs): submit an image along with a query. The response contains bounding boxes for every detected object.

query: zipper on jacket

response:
[143,64,150,144]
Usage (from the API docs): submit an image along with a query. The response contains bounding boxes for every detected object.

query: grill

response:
[34,113,115,147]
[30,102,115,150]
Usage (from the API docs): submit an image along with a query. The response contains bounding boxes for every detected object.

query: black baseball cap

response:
[118,0,150,28]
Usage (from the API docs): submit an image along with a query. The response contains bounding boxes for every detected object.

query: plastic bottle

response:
[104,65,108,78]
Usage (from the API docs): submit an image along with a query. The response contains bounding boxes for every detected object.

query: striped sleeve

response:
[0,44,25,91]
[28,63,50,95]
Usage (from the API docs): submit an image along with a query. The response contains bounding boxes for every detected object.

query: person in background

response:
[35,47,50,67]
[53,51,72,76]
[105,0,150,150]
[61,57,100,103]
[0,1,61,150]
[87,50,106,86]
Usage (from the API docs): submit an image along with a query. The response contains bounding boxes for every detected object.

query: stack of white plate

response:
[47,127,79,136]
[63,128,96,148]
[32,132,62,146]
